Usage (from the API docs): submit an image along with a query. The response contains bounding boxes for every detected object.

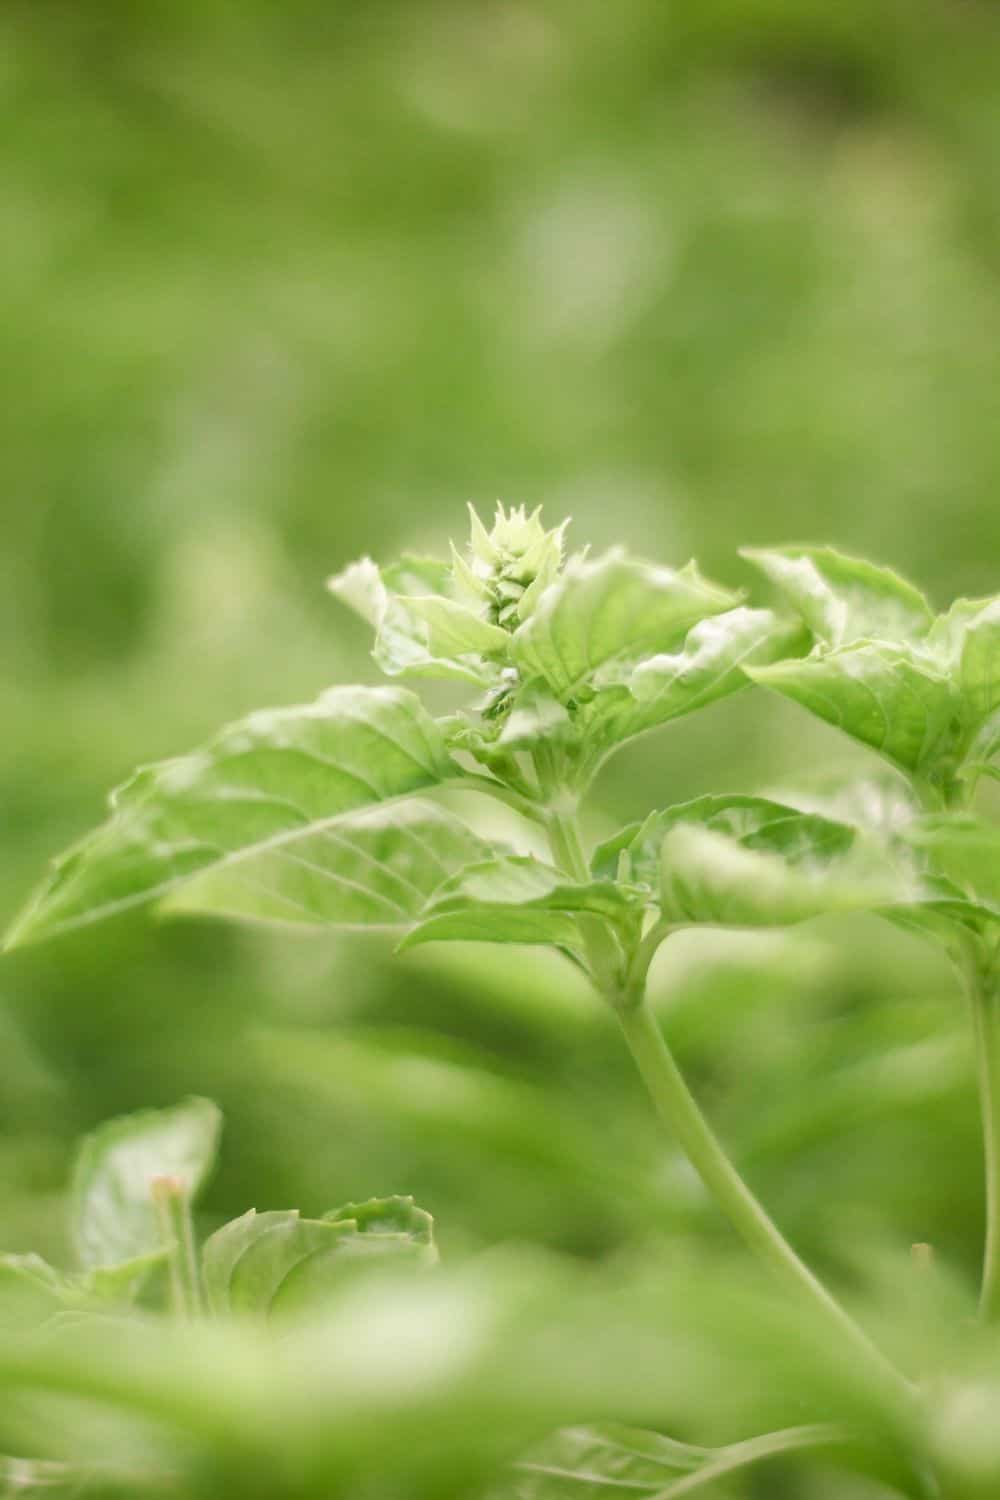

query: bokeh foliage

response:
[4,3,1000,1492]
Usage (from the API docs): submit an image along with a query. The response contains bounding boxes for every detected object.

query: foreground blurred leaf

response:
[72,1098,221,1269]
[400,855,639,954]
[511,552,736,701]
[163,799,491,929]
[507,1421,845,1499]
[5,686,456,948]
[204,1197,436,1318]
[742,546,933,648]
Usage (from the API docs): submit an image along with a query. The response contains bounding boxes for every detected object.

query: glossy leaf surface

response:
[742,546,933,648]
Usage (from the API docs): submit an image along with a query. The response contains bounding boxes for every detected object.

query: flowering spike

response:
[452,504,570,631]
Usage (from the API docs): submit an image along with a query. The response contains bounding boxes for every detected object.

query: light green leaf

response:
[964,707,1000,786]
[329,556,505,683]
[6,686,456,949]
[72,1098,222,1270]
[747,641,962,777]
[742,545,933,648]
[0,1256,69,1329]
[509,1423,709,1499]
[163,800,492,929]
[594,795,899,928]
[907,816,1000,914]
[578,607,801,761]
[400,855,640,953]
[959,597,1000,724]
[511,550,737,701]
[497,681,574,751]
[510,1423,843,1500]
[203,1197,435,1318]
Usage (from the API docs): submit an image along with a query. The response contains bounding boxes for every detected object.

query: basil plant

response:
[7,507,1000,1500]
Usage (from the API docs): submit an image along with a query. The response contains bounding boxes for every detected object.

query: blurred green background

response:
[3,0,999,1328]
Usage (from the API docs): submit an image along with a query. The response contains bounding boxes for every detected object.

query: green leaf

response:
[594,795,899,928]
[578,607,801,762]
[509,1423,709,1499]
[0,1256,69,1329]
[329,556,506,683]
[741,545,933,648]
[964,707,1000,786]
[959,597,1000,724]
[6,686,456,948]
[203,1197,435,1318]
[163,799,492,929]
[510,551,737,701]
[72,1098,222,1270]
[400,855,640,954]
[907,816,1000,915]
[510,1423,843,1500]
[748,641,962,777]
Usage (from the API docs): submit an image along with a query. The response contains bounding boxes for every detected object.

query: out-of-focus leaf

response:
[964,708,1000,786]
[400,855,640,953]
[163,800,491,929]
[0,1249,169,1330]
[510,551,736,701]
[578,608,802,764]
[329,556,506,683]
[5,686,456,948]
[742,546,933,648]
[203,1197,435,1318]
[506,1422,708,1498]
[596,795,900,928]
[748,642,961,777]
[959,597,1000,724]
[0,1256,68,1330]
[508,1421,844,1499]
[72,1098,221,1269]
[907,817,1000,916]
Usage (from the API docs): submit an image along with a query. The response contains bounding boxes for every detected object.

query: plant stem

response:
[152,1176,204,1318]
[617,998,911,1401]
[966,964,1000,1319]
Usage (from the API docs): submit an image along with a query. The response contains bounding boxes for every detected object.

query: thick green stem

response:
[617,1000,911,1403]
[152,1176,204,1318]
[968,968,1000,1320]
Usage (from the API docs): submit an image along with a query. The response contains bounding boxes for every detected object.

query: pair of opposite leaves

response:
[5,539,1000,964]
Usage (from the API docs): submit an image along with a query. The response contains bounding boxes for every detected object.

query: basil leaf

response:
[400,855,641,954]
[511,551,737,701]
[742,546,933,648]
[748,642,962,777]
[163,800,491,929]
[72,1098,221,1270]
[203,1197,435,1318]
[6,686,455,948]
[329,556,506,684]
